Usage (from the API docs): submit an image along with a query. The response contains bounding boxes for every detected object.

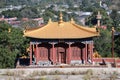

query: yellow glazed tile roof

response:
[24,19,99,39]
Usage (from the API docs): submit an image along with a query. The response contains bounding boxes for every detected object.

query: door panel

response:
[57,47,66,64]
[60,52,66,63]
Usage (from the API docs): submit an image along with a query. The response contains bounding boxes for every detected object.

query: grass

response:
[109,71,118,80]
[82,69,93,80]
[40,70,48,76]
[49,70,65,75]
[0,69,119,80]
[4,70,25,76]
[86,69,93,75]
[53,75,61,80]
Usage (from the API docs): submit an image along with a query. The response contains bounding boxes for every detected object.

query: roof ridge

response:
[70,22,99,34]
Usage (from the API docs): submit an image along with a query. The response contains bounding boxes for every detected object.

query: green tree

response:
[110,9,120,29]
[86,9,113,30]
[0,21,29,68]
[21,20,39,29]
[86,9,113,57]
[93,29,112,57]
[1,9,22,18]
[20,7,39,18]
[114,28,120,57]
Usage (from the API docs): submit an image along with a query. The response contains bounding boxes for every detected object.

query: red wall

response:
[93,58,119,63]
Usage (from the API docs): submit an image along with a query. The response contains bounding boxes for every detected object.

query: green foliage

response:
[21,20,39,29]
[0,0,39,6]
[86,9,113,29]
[0,0,6,8]
[1,6,40,18]
[0,21,29,68]
[2,9,22,18]
[85,9,116,57]
[114,27,120,57]
[109,0,120,10]
[110,9,120,29]
[80,0,101,12]
[93,29,112,57]
[85,6,120,57]
[20,7,40,18]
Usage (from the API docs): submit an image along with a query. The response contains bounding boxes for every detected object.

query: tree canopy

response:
[85,9,113,30]
[93,29,112,57]
[86,9,120,58]
[0,21,29,68]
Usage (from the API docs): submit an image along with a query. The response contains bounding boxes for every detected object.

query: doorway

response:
[59,52,66,63]
[56,47,66,64]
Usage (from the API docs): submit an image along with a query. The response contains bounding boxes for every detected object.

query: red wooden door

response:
[60,52,66,63]
[57,47,66,64]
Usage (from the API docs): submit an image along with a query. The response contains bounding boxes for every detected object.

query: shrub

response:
[49,70,65,75]
[40,70,47,76]
[86,69,93,75]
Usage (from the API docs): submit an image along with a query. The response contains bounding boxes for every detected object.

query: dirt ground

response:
[0,68,120,80]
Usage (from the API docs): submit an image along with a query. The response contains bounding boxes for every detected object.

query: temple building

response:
[24,13,99,66]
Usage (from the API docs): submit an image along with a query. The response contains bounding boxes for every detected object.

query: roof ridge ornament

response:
[59,11,63,23]
[112,27,115,32]
[23,29,26,34]
[8,28,11,33]
[70,18,75,24]
[48,18,52,23]
[96,11,102,27]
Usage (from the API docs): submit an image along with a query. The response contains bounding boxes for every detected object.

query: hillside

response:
[0,0,120,11]
[109,0,120,10]
[0,0,40,7]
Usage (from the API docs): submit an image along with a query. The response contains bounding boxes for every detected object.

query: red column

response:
[38,44,41,60]
[68,42,72,64]
[85,42,87,64]
[36,43,39,65]
[91,41,93,63]
[52,43,56,64]
[82,48,84,64]
[88,44,91,60]
[30,43,32,65]
[39,42,41,61]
